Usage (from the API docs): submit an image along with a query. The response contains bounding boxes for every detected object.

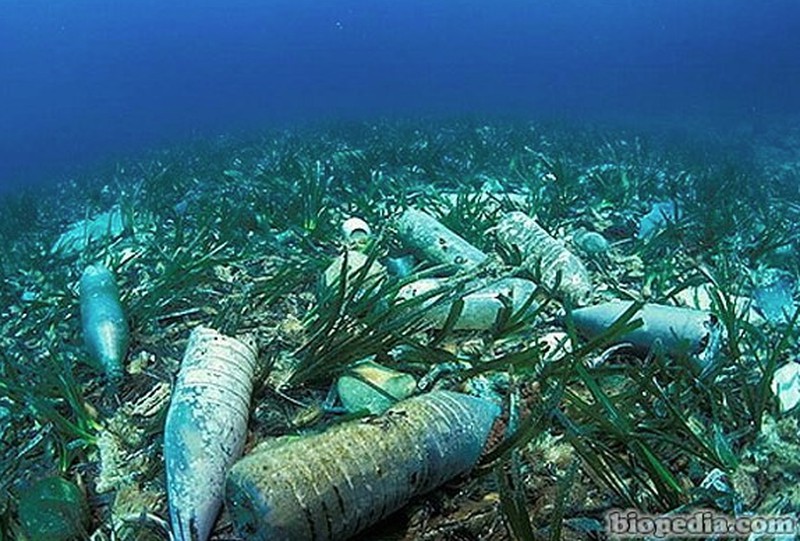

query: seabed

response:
[2,117,800,540]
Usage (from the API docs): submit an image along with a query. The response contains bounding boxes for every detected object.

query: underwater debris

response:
[753,267,797,325]
[384,254,417,278]
[80,263,129,385]
[572,228,610,257]
[495,211,592,306]
[571,301,722,369]
[340,216,372,249]
[771,362,800,413]
[395,208,489,271]
[51,205,128,256]
[164,326,258,541]
[637,200,681,240]
[226,390,500,541]
[671,283,763,325]
[321,250,385,291]
[17,476,89,541]
[13,118,800,541]
[397,276,538,331]
[336,360,417,415]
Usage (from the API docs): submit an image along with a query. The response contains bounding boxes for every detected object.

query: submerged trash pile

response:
[1,119,800,540]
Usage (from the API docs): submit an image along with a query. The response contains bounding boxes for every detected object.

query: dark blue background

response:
[1,0,798,193]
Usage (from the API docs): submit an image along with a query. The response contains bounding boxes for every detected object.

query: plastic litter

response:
[397,276,538,331]
[52,206,128,256]
[571,301,722,369]
[80,264,129,384]
[753,268,796,325]
[771,362,800,413]
[226,391,500,541]
[495,211,592,305]
[336,360,417,415]
[164,326,258,541]
[637,200,681,240]
[395,208,488,271]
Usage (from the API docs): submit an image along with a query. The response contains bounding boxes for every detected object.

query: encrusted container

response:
[226,391,500,541]
[571,301,722,369]
[495,212,592,306]
[80,263,129,384]
[395,208,488,271]
[164,326,258,541]
[397,276,538,330]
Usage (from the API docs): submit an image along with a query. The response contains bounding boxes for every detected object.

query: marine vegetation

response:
[1,118,800,540]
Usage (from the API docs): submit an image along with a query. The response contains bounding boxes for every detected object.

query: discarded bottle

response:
[495,212,592,306]
[226,391,501,541]
[52,205,128,256]
[395,208,488,271]
[340,216,372,249]
[637,200,681,240]
[571,301,722,369]
[336,360,418,415]
[164,326,259,541]
[753,267,796,325]
[322,250,385,291]
[80,263,129,384]
[397,276,538,331]
[771,362,800,413]
[672,283,763,325]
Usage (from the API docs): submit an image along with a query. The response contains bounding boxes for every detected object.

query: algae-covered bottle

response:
[571,301,722,370]
[495,211,592,305]
[226,391,500,541]
[395,208,488,271]
[164,326,258,541]
[397,276,538,331]
[80,263,129,384]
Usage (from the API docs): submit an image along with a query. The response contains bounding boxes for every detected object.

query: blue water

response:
[1,0,798,194]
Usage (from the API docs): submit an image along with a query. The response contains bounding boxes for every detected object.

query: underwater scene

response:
[2,1,800,540]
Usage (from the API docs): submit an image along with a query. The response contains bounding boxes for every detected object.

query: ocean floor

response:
[2,117,800,540]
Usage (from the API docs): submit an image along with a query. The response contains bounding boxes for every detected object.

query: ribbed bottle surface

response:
[226,391,500,541]
[165,326,258,541]
[496,212,592,305]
